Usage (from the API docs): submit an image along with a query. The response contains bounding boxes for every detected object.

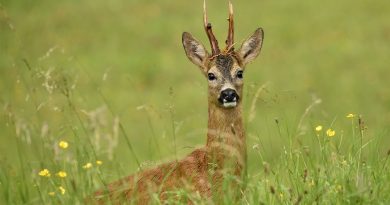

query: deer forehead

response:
[208,55,241,78]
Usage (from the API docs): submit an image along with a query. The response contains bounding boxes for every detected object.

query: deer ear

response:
[182,32,209,72]
[238,28,264,66]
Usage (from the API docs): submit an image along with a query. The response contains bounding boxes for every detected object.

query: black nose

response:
[219,89,239,103]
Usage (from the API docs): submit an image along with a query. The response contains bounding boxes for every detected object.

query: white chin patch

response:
[222,101,237,108]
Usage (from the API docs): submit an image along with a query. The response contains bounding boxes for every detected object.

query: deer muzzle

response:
[218,88,239,108]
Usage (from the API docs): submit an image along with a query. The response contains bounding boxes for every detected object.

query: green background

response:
[1,0,389,203]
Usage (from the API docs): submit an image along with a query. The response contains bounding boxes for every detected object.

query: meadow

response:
[1,0,390,204]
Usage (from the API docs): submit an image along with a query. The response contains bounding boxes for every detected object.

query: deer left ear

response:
[238,28,264,66]
[182,32,209,73]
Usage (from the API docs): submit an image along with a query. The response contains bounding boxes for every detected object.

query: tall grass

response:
[1,0,390,204]
[1,57,389,204]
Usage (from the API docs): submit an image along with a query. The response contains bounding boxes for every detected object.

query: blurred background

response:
[1,0,390,184]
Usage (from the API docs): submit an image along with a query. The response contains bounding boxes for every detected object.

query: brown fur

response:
[91,95,246,204]
[90,2,264,204]
[93,148,210,204]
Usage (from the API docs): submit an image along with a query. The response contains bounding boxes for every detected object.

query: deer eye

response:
[237,70,243,79]
[208,73,216,81]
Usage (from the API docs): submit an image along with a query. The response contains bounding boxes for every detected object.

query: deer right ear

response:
[182,32,209,72]
[238,28,264,66]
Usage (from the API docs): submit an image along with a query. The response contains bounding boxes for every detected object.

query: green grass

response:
[1,0,390,204]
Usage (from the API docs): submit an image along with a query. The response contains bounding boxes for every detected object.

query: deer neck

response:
[206,102,246,176]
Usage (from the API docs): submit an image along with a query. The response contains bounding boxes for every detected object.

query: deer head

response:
[182,1,264,109]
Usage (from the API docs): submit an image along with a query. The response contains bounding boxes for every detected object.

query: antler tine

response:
[203,0,220,56]
[226,1,234,52]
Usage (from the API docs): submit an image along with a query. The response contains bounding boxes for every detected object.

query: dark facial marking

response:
[215,55,234,81]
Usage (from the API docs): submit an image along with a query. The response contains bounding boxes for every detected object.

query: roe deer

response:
[92,1,264,204]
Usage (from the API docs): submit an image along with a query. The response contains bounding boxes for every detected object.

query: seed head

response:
[270,186,275,194]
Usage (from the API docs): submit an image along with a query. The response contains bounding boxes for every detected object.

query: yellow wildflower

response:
[96,160,103,165]
[83,162,93,169]
[56,171,67,178]
[346,113,355,118]
[38,169,51,177]
[58,186,66,195]
[315,125,323,132]
[326,129,336,137]
[48,192,55,196]
[58,141,69,149]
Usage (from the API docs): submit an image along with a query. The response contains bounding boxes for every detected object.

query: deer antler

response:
[226,1,234,52]
[203,0,220,56]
